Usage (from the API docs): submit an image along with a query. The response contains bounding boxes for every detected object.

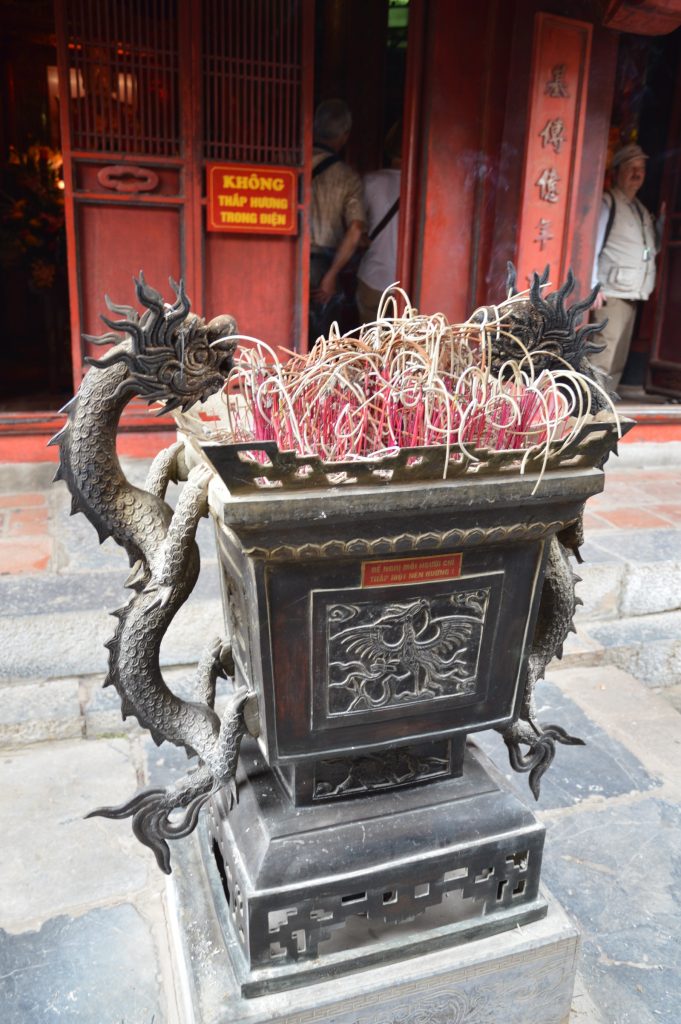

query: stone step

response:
[576,531,681,623]
[0,667,233,749]
[0,487,224,682]
[559,609,681,689]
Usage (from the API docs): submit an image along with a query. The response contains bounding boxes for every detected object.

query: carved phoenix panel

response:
[325,589,490,716]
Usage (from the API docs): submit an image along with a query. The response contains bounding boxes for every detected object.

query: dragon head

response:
[84,273,237,412]
[479,264,606,380]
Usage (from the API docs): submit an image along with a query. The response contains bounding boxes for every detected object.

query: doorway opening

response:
[602,26,681,395]
[311,0,410,336]
[0,0,73,412]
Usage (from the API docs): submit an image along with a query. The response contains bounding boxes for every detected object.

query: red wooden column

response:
[395,0,425,301]
[411,0,492,319]
[402,0,515,320]
[514,13,592,292]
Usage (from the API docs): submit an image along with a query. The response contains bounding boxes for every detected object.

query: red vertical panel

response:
[469,1,515,309]
[396,0,426,300]
[204,235,297,346]
[565,26,618,300]
[201,0,308,353]
[77,206,182,334]
[413,0,493,320]
[180,0,203,306]
[515,14,592,290]
[297,0,314,352]
[55,0,83,388]
[56,0,186,391]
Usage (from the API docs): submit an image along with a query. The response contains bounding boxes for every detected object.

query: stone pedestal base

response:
[169,837,579,1024]
[205,741,547,987]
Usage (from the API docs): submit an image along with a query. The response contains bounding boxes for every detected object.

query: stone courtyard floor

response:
[0,444,680,1023]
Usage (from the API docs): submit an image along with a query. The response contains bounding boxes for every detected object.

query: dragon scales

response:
[53,269,609,871]
[51,274,253,873]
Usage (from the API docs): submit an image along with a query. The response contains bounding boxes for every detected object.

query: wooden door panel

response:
[76,202,182,340]
[75,161,183,197]
[57,0,313,390]
[204,233,298,351]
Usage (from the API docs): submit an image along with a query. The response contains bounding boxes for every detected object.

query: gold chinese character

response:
[535,218,554,251]
[545,64,569,98]
[536,167,560,203]
[539,117,566,154]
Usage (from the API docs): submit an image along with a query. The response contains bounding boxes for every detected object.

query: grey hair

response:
[314,99,352,144]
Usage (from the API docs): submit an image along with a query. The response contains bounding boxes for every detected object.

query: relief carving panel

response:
[325,589,490,716]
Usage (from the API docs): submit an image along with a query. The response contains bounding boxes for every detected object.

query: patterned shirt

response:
[310,148,366,252]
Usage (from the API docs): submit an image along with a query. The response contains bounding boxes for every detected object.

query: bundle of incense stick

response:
[213,287,617,477]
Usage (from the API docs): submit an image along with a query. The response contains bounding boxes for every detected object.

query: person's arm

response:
[591,195,610,309]
[312,219,365,304]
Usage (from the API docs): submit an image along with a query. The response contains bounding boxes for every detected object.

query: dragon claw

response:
[87,772,214,874]
[124,559,148,590]
[187,464,213,492]
[218,641,235,678]
[145,584,174,611]
[224,776,239,810]
[502,720,585,800]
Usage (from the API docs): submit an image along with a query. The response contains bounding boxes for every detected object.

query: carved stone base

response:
[197,741,549,993]
[169,834,579,1024]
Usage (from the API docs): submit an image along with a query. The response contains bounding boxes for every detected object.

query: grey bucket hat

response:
[611,143,649,169]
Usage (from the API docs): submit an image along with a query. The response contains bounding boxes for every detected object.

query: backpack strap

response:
[312,154,341,178]
[369,197,400,242]
[600,191,616,254]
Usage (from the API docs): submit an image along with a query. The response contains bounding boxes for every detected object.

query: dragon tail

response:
[86,765,214,874]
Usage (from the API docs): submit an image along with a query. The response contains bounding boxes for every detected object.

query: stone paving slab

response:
[49,477,218,570]
[0,556,221,618]
[542,799,680,1024]
[573,562,625,621]
[535,666,681,1024]
[0,665,677,1022]
[472,663,681,1024]
[0,904,165,1024]
[84,669,231,741]
[586,527,681,564]
[472,678,660,811]
[586,611,681,687]
[0,738,157,931]
[0,598,223,681]
[0,678,82,746]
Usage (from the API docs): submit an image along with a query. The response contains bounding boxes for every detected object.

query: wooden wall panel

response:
[488,2,618,304]
[409,0,489,319]
[76,203,182,346]
[414,0,511,320]
[203,233,298,351]
[514,14,592,291]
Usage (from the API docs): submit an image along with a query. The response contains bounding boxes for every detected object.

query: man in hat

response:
[591,143,664,390]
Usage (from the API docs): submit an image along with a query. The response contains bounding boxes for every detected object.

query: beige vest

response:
[598,188,657,301]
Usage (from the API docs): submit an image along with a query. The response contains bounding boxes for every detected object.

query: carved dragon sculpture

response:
[54,268,611,871]
[481,265,611,796]
[51,274,251,873]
